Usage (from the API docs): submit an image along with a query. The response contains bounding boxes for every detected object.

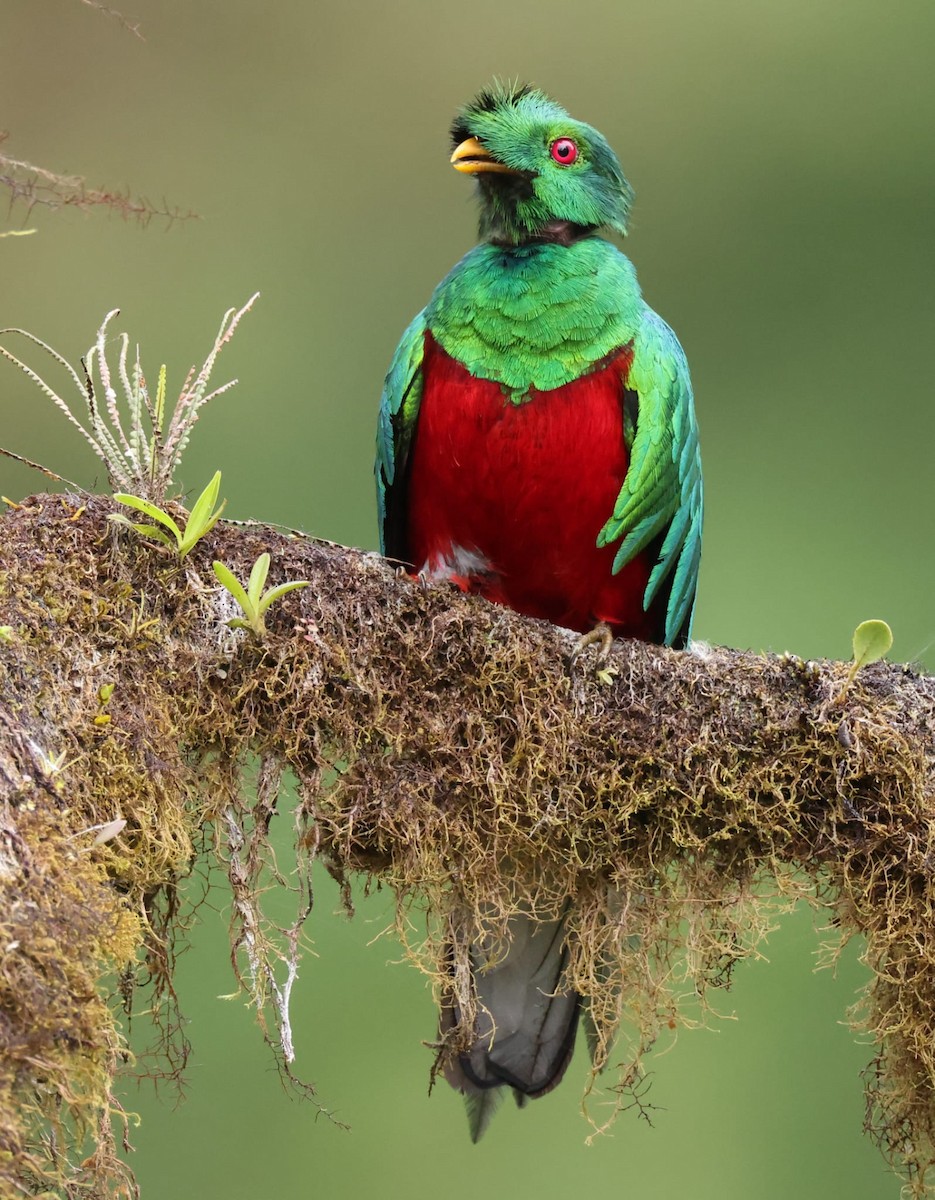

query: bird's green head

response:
[450,83,634,246]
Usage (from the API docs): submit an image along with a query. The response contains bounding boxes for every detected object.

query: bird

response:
[375,82,702,1140]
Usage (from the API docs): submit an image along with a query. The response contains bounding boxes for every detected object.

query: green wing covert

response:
[597,309,702,646]
[376,311,427,559]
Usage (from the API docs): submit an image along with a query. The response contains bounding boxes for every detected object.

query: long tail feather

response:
[443,908,580,1137]
[464,1087,505,1143]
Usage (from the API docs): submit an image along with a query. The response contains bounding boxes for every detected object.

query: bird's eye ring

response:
[550,138,579,165]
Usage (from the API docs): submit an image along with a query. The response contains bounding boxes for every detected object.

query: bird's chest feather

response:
[406,334,657,638]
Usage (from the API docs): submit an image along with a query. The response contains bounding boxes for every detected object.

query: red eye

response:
[550,137,578,165]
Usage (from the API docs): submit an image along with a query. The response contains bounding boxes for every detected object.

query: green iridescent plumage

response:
[375,311,424,543]
[597,310,703,644]
[429,240,641,394]
[376,83,701,646]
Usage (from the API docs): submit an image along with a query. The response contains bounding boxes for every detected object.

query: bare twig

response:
[0,133,194,227]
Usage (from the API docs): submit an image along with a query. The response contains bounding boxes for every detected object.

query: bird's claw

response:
[394,563,433,594]
[570,622,617,681]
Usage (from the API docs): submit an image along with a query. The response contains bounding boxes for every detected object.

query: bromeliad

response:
[375,83,702,1139]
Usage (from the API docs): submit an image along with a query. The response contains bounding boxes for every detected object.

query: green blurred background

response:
[3,1,934,1196]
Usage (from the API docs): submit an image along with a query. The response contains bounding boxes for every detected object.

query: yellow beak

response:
[450,136,525,176]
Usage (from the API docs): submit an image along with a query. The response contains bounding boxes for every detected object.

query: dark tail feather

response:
[442,909,580,1138]
[464,1088,505,1143]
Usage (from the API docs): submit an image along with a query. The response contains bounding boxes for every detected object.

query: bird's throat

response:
[497,219,593,248]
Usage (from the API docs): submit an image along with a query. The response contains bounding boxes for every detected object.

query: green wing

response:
[376,311,427,559]
[596,309,702,647]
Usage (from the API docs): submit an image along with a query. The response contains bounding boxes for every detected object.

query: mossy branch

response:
[1,494,934,1197]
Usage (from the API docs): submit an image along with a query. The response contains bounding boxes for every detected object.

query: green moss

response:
[1,496,934,1196]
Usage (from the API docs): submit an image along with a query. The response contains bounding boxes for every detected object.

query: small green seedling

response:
[31,740,69,778]
[94,680,116,727]
[213,552,309,638]
[111,470,226,558]
[0,626,14,643]
[847,619,893,683]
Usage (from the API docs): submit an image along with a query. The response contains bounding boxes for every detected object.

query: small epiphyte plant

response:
[832,618,895,707]
[0,294,257,504]
[848,619,894,683]
[111,470,226,558]
[94,681,115,727]
[213,553,309,638]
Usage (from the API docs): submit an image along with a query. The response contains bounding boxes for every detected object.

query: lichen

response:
[1,495,934,1196]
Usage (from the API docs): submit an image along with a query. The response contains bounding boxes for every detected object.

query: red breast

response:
[406,333,660,640]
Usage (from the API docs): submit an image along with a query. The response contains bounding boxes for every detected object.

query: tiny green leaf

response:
[179,470,225,557]
[213,560,253,616]
[257,579,310,615]
[98,682,115,704]
[107,513,176,547]
[247,552,271,607]
[128,523,176,546]
[852,619,893,673]
[113,493,183,542]
[186,470,222,538]
[0,626,14,643]
[179,499,226,556]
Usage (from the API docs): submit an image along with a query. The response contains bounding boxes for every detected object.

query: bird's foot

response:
[392,564,428,599]
[570,621,614,666]
[569,622,617,683]
[415,546,494,596]
[414,566,472,594]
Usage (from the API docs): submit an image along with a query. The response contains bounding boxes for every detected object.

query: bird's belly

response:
[406,335,656,638]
